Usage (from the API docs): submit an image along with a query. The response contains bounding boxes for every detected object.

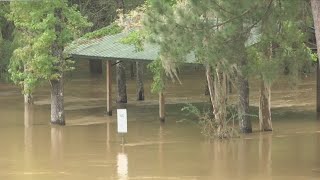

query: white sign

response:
[117,109,127,133]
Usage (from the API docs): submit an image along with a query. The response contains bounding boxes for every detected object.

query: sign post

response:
[117,109,127,145]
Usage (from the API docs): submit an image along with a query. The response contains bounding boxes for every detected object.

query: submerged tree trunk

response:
[136,61,144,101]
[50,77,65,125]
[237,42,252,133]
[206,64,226,131]
[213,69,227,136]
[259,80,272,131]
[311,0,320,112]
[238,74,251,133]
[50,8,65,125]
[116,60,127,103]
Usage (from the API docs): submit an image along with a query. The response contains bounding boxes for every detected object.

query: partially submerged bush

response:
[182,104,239,139]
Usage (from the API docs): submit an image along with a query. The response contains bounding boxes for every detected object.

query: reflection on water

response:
[117,152,128,180]
[24,103,34,127]
[51,126,64,167]
[258,133,272,179]
[1,67,320,179]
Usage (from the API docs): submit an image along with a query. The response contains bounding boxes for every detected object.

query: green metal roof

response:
[69,27,260,62]
[70,31,160,61]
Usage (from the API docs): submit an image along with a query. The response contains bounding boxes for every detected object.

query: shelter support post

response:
[159,91,165,122]
[106,60,112,116]
[136,61,144,101]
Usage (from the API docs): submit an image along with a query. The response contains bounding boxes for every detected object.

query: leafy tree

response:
[8,0,90,125]
[0,2,14,80]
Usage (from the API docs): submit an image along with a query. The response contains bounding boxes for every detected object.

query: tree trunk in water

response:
[50,7,65,125]
[50,77,65,125]
[259,80,272,131]
[237,39,252,133]
[136,61,144,101]
[238,74,251,133]
[116,60,127,103]
[311,0,320,112]
[213,69,227,135]
[89,60,102,74]
[205,64,216,116]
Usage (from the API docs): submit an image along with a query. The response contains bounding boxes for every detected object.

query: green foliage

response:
[69,0,145,31]
[0,38,14,80]
[245,0,314,84]
[8,0,91,94]
[83,23,123,39]
[145,0,313,84]
[147,58,165,93]
[120,30,146,51]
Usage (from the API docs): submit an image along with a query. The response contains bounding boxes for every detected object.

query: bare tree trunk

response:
[50,78,65,125]
[237,40,252,133]
[136,61,144,101]
[259,80,272,131]
[311,0,320,112]
[238,73,251,133]
[214,69,227,135]
[205,64,216,116]
[50,7,65,125]
[116,60,127,103]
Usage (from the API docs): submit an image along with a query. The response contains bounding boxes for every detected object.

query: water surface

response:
[0,65,320,180]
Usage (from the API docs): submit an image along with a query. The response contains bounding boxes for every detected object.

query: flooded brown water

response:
[1,63,320,180]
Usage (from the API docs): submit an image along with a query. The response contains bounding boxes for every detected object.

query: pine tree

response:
[247,0,314,131]
[145,0,314,135]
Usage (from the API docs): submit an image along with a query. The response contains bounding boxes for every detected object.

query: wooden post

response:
[136,61,144,101]
[159,91,165,122]
[106,60,112,116]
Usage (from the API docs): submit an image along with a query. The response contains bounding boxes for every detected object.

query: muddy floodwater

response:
[1,65,320,180]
